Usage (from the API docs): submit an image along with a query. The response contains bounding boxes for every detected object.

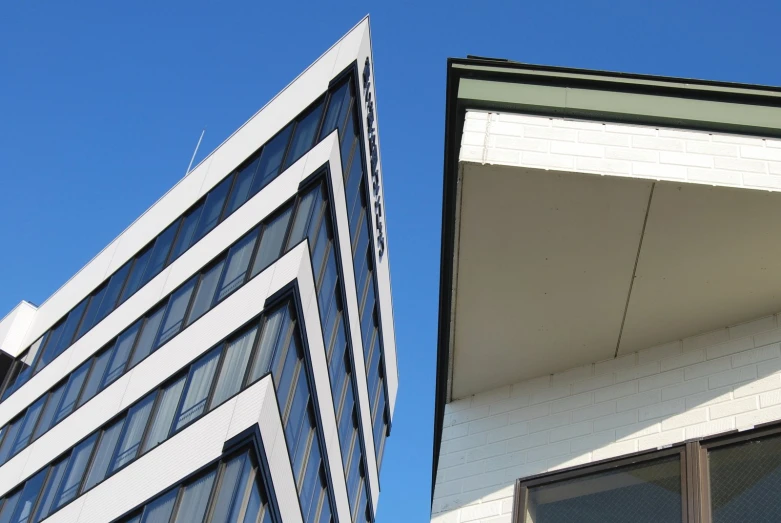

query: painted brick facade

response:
[461,111,781,191]
[432,313,781,523]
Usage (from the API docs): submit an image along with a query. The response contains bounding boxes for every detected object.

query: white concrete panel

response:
[0,301,37,357]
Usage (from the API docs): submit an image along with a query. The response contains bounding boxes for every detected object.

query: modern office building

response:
[0,17,396,523]
[432,57,781,523]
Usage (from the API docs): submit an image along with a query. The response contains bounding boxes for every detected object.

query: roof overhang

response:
[433,58,781,495]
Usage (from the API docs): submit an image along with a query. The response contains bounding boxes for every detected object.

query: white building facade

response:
[0,18,397,523]
[433,59,781,523]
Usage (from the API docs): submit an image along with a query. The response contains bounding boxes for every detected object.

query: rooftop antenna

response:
[185,127,206,175]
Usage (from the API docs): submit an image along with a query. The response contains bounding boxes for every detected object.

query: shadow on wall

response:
[431,313,781,522]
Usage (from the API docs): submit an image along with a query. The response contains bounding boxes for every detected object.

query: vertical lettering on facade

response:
[362,57,386,259]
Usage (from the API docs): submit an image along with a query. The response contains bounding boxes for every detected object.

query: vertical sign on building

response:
[362,57,386,259]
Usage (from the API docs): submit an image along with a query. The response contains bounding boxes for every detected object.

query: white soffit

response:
[452,162,781,399]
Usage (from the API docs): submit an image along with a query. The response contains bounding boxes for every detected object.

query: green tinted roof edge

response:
[452,61,781,137]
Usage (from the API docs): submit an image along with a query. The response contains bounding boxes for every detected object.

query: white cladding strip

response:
[353,24,399,418]
[0,301,37,358]
[0,136,330,426]
[461,110,781,192]
[44,377,302,523]
[20,19,373,352]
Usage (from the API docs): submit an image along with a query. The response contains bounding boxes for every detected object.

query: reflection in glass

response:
[525,456,682,523]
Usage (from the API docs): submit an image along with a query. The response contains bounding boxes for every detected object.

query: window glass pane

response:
[54,433,97,509]
[34,322,66,373]
[300,444,321,520]
[10,468,46,523]
[141,221,179,286]
[318,252,337,314]
[173,350,219,431]
[11,396,45,455]
[52,297,90,358]
[33,384,65,440]
[225,461,254,523]
[273,336,298,417]
[128,307,165,368]
[284,371,310,454]
[95,261,132,324]
[248,307,287,384]
[250,125,293,196]
[525,455,682,523]
[211,453,249,523]
[709,433,781,523]
[110,394,154,472]
[142,376,186,453]
[187,259,225,326]
[354,484,367,523]
[216,232,257,303]
[54,363,90,424]
[83,419,124,492]
[33,458,67,522]
[211,327,258,409]
[0,420,20,465]
[317,497,331,523]
[225,153,261,217]
[346,442,362,514]
[120,246,153,304]
[340,109,357,170]
[102,320,142,388]
[193,175,233,243]
[291,409,313,484]
[155,277,196,347]
[140,488,176,523]
[76,284,108,340]
[373,390,386,456]
[284,101,325,170]
[251,207,292,278]
[310,220,329,285]
[173,469,216,523]
[171,201,204,261]
[0,491,20,523]
[77,349,112,408]
[241,476,262,523]
[338,397,355,466]
[320,81,351,141]
[287,190,318,250]
[345,153,364,224]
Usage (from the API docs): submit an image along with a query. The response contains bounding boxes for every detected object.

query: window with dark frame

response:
[511,422,781,523]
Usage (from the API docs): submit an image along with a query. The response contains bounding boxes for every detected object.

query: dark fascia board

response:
[431,57,781,502]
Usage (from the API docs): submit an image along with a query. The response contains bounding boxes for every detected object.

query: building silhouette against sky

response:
[0,18,397,523]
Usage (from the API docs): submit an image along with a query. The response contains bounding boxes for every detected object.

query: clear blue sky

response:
[1,1,780,521]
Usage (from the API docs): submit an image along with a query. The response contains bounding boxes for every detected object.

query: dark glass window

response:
[211,327,258,409]
[77,349,112,408]
[216,231,257,302]
[102,320,142,388]
[138,488,176,523]
[320,80,352,141]
[53,363,90,424]
[287,189,318,249]
[120,245,153,304]
[193,174,234,243]
[9,468,46,523]
[110,394,154,472]
[173,349,219,431]
[32,383,65,440]
[34,321,66,373]
[225,153,262,217]
[170,201,204,261]
[142,376,185,453]
[211,452,250,522]
[141,221,180,286]
[251,207,292,277]
[284,101,325,170]
[0,490,20,523]
[94,261,132,324]
[187,259,225,326]
[83,419,124,491]
[54,433,97,509]
[50,297,89,361]
[155,277,196,347]
[128,307,165,368]
[33,458,67,522]
[172,469,215,523]
[524,456,682,523]
[248,306,287,385]
[10,396,44,455]
[250,125,293,196]
[0,419,21,465]
[77,284,108,340]
[340,107,357,170]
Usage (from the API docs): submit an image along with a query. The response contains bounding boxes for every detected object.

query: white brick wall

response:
[432,313,781,523]
[461,111,781,191]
